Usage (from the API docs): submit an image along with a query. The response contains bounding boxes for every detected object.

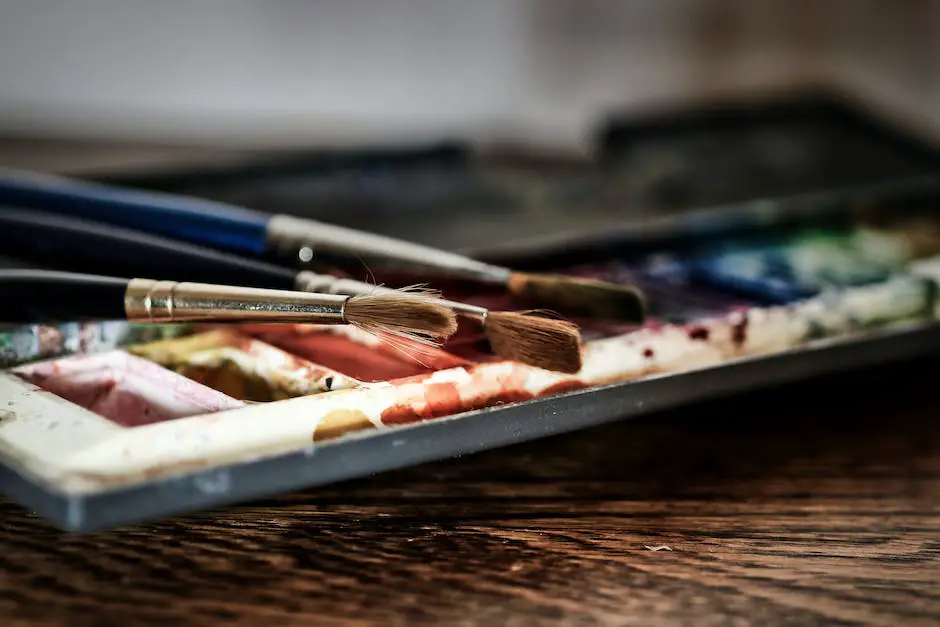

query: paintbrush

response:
[0,168,645,323]
[0,209,582,373]
[296,272,582,373]
[0,270,458,345]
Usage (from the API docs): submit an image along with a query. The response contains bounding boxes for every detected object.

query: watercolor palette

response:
[2,176,940,531]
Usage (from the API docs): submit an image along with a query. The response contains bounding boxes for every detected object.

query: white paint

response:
[0,374,121,480]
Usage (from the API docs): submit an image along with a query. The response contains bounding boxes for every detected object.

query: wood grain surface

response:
[1,357,939,627]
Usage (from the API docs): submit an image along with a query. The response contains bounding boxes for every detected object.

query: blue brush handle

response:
[0,169,271,255]
[0,208,298,289]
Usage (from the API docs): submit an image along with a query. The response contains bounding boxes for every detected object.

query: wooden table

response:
[1,356,939,626]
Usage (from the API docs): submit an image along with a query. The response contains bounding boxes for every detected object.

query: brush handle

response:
[0,209,490,322]
[266,215,511,284]
[0,208,297,289]
[0,270,351,325]
[0,169,514,285]
[0,270,129,323]
[0,169,271,254]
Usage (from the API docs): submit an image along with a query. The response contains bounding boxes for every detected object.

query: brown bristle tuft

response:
[345,293,458,339]
[507,272,646,323]
[484,311,583,374]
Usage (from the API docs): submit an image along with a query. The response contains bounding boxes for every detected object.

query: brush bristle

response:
[345,293,459,341]
[507,272,646,323]
[484,311,583,374]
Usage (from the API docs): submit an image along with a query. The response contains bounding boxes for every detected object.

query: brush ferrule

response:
[125,278,349,324]
[447,302,488,324]
[295,271,488,324]
[269,215,512,284]
[295,271,389,297]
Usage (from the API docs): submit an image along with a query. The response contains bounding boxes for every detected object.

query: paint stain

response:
[464,365,537,408]
[425,382,462,416]
[265,333,467,382]
[381,363,554,424]
[378,381,464,426]
[380,404,425,426]
[731,314,749,346]
[315,409,373,441]
[687,326,710,341]
[540,380,588,396]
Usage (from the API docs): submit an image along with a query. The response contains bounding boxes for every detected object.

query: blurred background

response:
[0,0,937,250]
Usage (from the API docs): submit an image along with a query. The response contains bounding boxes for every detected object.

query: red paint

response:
[380,381,464,425]
[380,403,425,425]
[642,348,655,358]
[25,374,172,427]
[388,372,436,385]
[14,353,243,427]
[383,362,548,424]
[263,334,468,382]
[425,382,462,416]
[687,326,710,341]
[462,364,537,409]
[539,380,588,397]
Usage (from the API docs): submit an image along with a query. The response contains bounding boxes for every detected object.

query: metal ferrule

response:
[125,278,349,324]
[295,271,488,325]
[268,214,512,285]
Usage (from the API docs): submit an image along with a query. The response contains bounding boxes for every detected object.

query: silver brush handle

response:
[295,271,488,322]
[125,279,349,323]
[268,215,511,285]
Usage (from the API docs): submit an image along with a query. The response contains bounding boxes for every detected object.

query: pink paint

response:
[257,331,471,382]
[379,360,593,427]
[14,352,244,427]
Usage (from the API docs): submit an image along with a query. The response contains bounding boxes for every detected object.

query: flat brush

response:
[0,169,645,323]
[297,273,583,373]
[0,209,581,373]
[0,270,458,342]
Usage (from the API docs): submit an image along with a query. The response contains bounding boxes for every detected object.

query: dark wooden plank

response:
[2,358,940,626]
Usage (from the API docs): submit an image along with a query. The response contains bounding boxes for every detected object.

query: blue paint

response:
[685,230,907,304]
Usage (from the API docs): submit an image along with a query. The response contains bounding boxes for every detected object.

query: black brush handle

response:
[0,270,129,323]
[0,207,298,289]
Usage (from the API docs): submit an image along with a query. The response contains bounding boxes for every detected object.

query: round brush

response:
[0,270,457,343]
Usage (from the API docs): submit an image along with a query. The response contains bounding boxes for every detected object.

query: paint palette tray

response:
[3,173,940,531]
